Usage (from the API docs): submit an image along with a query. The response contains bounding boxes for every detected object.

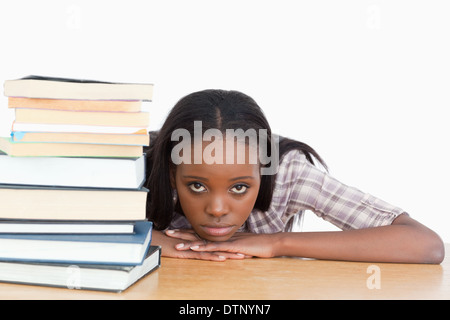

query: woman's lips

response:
[200,225,235,237]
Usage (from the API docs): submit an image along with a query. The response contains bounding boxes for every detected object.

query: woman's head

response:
[145,89,326,239]
[145,89,276,236]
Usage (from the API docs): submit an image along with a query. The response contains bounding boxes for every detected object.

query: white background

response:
[1,1,449,242]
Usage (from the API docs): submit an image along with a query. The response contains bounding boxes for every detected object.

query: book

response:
[0,245,160,292]
[0,221,152,265]
[0,137,143,157]
[0,184,148,221]
[15,108,150,127]
[8,97,143,112]
[4,75,154,101]
[11,122,148,135]
[0,220,136,234]
[0,153,146,189]
[11,131,149,146]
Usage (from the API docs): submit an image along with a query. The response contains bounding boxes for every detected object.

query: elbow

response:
[394,215,445,264]
[419,234,445,264]
[427,239,445,264]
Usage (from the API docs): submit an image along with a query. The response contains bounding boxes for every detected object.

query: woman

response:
[144,89,444,263]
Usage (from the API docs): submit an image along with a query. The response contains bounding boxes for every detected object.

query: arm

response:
[183,214,445,263]
[274,214,444,263]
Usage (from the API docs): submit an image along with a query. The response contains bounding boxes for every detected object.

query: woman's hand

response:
[165,229,282,259]
[151,229,247,262]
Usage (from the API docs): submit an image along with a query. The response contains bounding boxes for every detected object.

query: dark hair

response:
[144,89,326,230]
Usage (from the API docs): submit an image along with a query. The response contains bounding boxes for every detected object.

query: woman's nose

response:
[205,194,230,217]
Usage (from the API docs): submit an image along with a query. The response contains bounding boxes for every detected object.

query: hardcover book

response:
[8,97,143,112]
[0,184,148,221]
[11,131,149,146]
[0,246,161,292]
[0,153,146,189]
[0,221,153,265]
[14,108,150,127]
[0,220,136,234]
[4,75,154,101]
[11,122,148,134]
[0,137,143,158]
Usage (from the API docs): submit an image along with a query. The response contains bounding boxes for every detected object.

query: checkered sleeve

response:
[263,150,407,231]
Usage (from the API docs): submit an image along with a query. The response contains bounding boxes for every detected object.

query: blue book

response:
[0,221,152,266]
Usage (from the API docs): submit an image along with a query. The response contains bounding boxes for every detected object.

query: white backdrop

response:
[1,0,449,242]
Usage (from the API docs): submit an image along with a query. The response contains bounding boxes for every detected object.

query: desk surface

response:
[0,244,448,300]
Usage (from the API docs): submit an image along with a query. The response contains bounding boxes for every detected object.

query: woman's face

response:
[172,142,261,241]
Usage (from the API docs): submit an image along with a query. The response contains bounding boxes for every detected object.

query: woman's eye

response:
[230,184,248,194]
[189,183,206,193]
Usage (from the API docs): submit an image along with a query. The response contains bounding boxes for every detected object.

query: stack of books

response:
[0,75,160,292]
[2,75,152,158]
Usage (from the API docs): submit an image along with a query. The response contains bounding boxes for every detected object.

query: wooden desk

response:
[0,244,448,300]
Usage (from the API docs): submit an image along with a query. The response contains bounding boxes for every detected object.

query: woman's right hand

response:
[151,229,246,262]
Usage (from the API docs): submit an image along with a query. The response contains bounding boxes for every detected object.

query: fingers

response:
[177,250,245,262]
[165,229,200,241]
[189,242,253,259]
[174,241,251,260]
[188,243,253,259]
[189,242,229,253]
[174,241,203,251]
[164,229,253,261]
[177,251,228,262]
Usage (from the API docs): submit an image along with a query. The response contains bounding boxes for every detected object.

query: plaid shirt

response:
[169,150,406,233]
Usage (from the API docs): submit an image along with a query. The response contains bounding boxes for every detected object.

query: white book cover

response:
[0,154,146,189]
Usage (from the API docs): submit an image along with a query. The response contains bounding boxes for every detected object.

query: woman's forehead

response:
[176,158,261,182]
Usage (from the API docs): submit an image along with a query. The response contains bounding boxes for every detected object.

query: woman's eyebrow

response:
[229,176,255,182]
[182,175,209,181]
